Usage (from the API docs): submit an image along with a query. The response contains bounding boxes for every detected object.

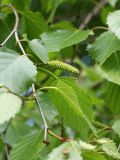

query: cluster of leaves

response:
[0,0,120,159]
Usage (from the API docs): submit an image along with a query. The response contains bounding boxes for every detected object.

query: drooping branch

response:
[79,0,108,29]
[0,3,49,143]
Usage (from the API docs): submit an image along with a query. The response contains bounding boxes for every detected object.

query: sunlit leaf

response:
[107,10,120,39]
[41,29,93,52]
[0,93,22,124]
[97,138,120,159]
[88,31,120,65]
[0,47,37,94]
[28,39,49,63]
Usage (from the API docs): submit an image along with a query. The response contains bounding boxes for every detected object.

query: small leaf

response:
[41,29,93,52]
[0,93,22,124]
[107,10,120,39]
[88,31,120,65]
[79,140,96,150]
[28,39,49,63]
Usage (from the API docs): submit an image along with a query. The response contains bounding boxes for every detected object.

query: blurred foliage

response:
[0,0,120,160]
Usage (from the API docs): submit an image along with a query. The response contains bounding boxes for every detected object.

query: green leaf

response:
[47,141,82,160]
[38,92,58,122]
[61,77,93,121]
[51,21,76,31]
[28,39,49,63]
[107,10,120,39]
[48,140,97,160]
[41,29,93,52]
[104,82,120,113]
[21,9,49,39]
[97,138,120,159]
[82,152,107,160]
[108,0,118,7]
[47,0,64,23]
[98,52,120,85]
[112,120,120,137]
[0,123,8,134]
[0,93,22,124]
[79,140,96,150]
[5,121,34,146]
[9,131,45,160]
[2,0,31,10]
[0,47,37,94]
[88,31,120,65]
[49,77,96,137]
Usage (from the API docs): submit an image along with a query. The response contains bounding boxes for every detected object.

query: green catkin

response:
[48,60,79,75]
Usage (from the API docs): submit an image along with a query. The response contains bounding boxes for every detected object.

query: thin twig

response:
[48,130,72,142]
[32,84,49,144]
[92,26,108,31]
[4,144,9,160]
[0,4,18,47]
[79,0,108,29]
[0,30,14,46]
[38,67,58,80]
[14,31,26,55]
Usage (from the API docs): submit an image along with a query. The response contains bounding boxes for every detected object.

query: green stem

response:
[38,67,58,80]
[92,26,108,31]
[92,120,111,129]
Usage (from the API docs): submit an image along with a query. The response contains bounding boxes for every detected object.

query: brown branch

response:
[79,0,108,29]
[48,130,72,142]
